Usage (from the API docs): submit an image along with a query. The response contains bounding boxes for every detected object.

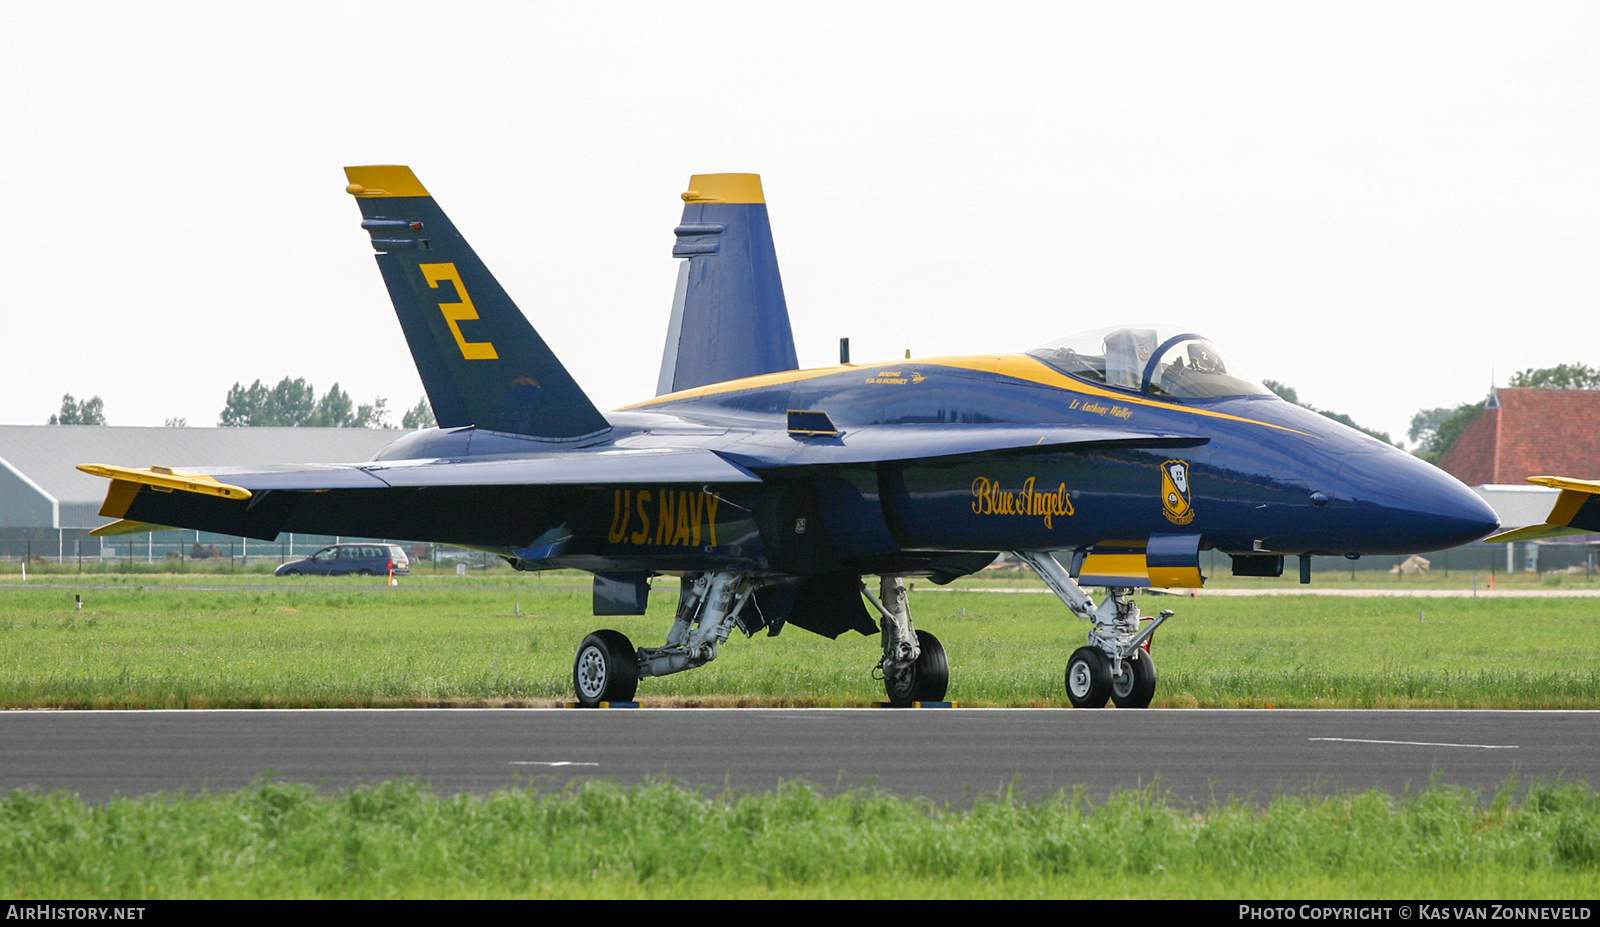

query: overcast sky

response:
[4,2,1595,445]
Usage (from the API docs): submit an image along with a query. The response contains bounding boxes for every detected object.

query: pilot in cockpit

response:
[1027,324,1273,400]
[1101,328,1157,391]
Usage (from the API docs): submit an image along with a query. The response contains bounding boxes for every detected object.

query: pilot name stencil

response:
[970,476,1075,529]
[1068,399,1134,420]
[608,489,721,546]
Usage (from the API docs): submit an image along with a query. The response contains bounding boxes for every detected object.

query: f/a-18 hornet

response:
[82,166,1499,707]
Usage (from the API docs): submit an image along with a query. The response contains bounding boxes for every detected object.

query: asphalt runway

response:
[2,709,1594,805]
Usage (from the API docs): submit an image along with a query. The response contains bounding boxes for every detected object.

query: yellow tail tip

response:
[343,165,429,198]
[682,173,764,204]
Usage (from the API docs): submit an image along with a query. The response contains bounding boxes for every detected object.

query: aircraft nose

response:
[1334,445,1500,553]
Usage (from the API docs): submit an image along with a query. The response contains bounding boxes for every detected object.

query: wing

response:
[1484,475,1600,542]
[79,448,761,537]
[80,423,1196,540]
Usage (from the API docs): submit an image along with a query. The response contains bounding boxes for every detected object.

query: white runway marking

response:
[510,761,600,766]
[1311,737,1518,749]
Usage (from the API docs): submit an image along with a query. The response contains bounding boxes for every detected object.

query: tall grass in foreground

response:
[1,778,1596,899]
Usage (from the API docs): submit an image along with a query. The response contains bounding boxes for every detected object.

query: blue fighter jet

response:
[82,166,1499,708]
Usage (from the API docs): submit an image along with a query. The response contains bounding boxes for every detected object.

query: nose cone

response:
[1335,445,1500,553]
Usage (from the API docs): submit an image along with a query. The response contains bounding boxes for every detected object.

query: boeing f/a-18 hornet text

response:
[81,167,1499,708]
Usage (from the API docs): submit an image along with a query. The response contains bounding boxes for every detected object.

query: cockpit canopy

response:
[1028,324,1274,399]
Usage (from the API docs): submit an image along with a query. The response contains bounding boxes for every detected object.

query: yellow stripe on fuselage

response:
[618,364,846,408]
[620,354,1310,435]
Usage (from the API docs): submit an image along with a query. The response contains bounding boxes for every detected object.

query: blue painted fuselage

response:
[335,353,1496,579]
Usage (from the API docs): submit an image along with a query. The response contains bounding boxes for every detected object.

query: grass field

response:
[3,776,1597,899]
[5,572,1598,900]
[1,572,1597,708]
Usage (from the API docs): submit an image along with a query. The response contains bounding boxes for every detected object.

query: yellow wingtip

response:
[1484,523,1588,543]
[343,165,430,198]
[682,173,764,204]
[78,464,253,501]
[90,519,179,538]
[1527,475,1600,493]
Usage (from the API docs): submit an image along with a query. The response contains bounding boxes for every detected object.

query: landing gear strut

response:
[1014,550,1172,709]
[571,570,960,707]
[863,577,949,705]
[572,571,759,706]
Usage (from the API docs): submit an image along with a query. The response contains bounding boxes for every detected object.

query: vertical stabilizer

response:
[345,166,609,440]
[656,173,799,395]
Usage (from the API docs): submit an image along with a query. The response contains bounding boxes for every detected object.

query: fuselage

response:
[338,351,1497,579]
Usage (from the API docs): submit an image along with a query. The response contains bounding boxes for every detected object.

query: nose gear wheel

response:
[1065,646,1111,708]
[1110,650,1157,708]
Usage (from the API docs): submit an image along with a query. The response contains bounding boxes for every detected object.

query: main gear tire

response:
[573,629,640,707]
[884,630,950,706]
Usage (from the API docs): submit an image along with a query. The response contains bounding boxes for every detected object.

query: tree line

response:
[218,378,436,429]
[47,394,106,425]
[44,382,436,430]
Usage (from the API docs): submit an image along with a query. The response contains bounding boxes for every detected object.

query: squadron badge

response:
[1161,460,1195,525]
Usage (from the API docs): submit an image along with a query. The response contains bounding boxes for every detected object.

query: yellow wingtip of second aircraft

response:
[1484,523,1586,543]
[1526,475,1600,494]
[682,173,764,204]
[344,165,430,198]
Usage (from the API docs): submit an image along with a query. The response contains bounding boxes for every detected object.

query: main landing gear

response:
[862,576,948,706]
[1014,550,1172,709]
[570,571,952,707]
[572,571,757,707]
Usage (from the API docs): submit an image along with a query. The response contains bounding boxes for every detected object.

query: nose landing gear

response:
[1016,550,1173,708]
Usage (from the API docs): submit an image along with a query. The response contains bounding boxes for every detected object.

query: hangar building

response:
[0,425,401,560]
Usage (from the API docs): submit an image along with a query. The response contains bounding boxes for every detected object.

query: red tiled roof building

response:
[1437,388,1600,486]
